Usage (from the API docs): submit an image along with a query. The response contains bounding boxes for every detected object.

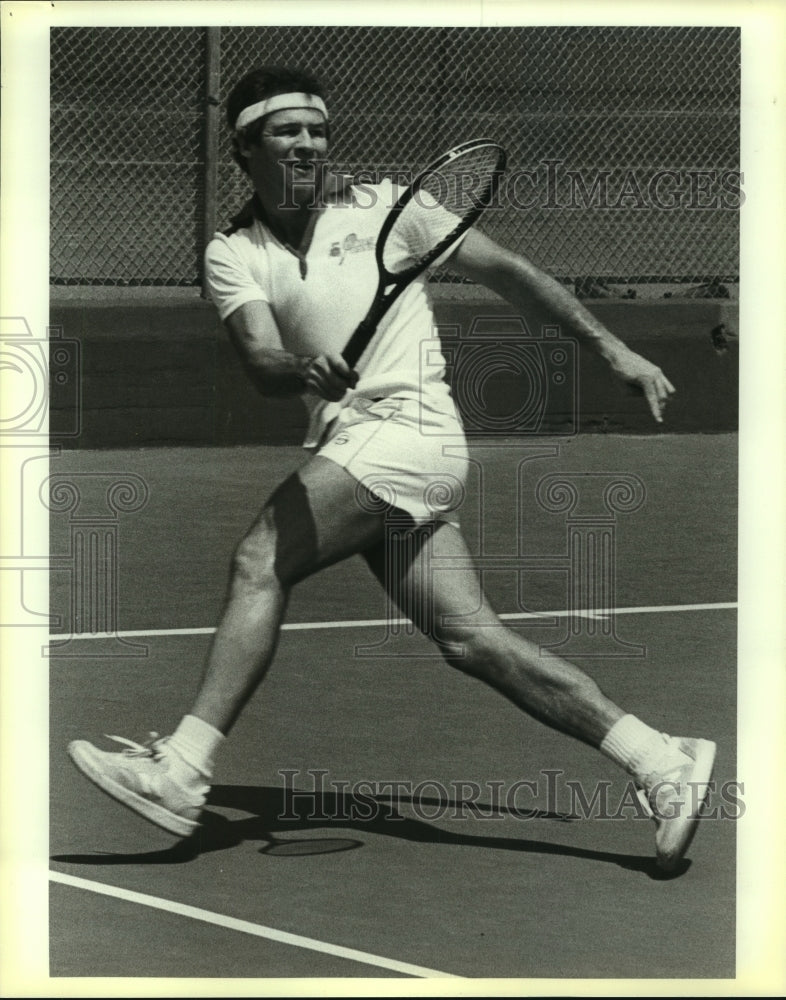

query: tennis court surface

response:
[49,432,737,980]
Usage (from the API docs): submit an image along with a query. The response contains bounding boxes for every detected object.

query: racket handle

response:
[342,317,378,369]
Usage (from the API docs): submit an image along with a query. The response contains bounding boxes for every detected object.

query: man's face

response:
[241,108,329,207]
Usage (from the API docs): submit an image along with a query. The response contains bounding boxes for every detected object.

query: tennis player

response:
[69,66,716,874]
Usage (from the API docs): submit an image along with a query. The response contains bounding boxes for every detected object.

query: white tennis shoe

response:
[637,735,717,873]
[68,734,207,838]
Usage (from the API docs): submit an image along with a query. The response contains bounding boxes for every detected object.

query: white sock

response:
[167,715,224,786]
[599,714,669,785]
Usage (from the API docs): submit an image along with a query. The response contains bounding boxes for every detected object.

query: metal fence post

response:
[201,26,222,298]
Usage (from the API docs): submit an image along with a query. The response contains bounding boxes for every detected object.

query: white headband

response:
[234,93,329,132]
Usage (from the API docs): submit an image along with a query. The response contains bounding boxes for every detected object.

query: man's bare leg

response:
[363,520,716,872]
[364,520,623,747]
[190,457,389,734]
[67,457,392,835]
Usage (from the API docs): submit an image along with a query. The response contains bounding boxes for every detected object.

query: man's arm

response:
[224,300,357,402]
[449,229,676,423]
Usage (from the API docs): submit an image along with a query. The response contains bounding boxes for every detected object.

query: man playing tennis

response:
[69,66,716,875]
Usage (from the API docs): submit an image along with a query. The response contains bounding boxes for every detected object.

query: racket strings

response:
[383,144,503,276]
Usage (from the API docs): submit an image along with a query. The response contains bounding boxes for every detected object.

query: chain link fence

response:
[51,25,740,297]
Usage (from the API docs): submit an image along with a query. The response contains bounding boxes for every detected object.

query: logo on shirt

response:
[329,233,376,265]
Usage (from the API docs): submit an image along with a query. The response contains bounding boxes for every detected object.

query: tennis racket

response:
[341,138,507,369]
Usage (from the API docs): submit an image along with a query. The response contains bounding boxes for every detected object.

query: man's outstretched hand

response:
[607,347,676,424]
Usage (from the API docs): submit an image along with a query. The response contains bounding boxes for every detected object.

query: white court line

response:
[48,600,738,642]
[49,871,463,979]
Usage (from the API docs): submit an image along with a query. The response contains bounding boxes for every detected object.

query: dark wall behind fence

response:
[50,25,740,294]
[49,294,739,448]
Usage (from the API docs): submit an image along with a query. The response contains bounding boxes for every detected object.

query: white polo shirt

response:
[204,179,461,446]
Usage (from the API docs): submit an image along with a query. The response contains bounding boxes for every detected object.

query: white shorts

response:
[314,390,470,525]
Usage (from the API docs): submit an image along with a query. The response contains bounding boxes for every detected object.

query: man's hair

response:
[227,66,328,173]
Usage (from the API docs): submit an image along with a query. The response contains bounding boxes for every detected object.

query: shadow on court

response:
[52,782,680,879]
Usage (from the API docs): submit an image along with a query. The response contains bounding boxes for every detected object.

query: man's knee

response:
[436,623,509,679]
[440,624,604,702]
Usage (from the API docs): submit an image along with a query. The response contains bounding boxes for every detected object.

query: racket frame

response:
[342,138,506,368]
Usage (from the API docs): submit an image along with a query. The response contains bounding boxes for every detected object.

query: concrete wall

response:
[50,292,738,449]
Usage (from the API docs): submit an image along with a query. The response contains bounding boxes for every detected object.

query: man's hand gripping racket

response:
[342,138,507,369]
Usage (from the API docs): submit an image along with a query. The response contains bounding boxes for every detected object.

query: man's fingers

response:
[618,352,676,424]
[628,372,676,424]
[306,373,346,400]
[644,384,664,423]
[304,355,359,400]
[326,355,359,387]
[646,376,676,423]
